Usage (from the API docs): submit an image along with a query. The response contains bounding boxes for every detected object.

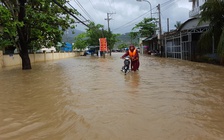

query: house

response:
[165,18,209,60]
[164,0,210,61]
[142,35,158,52]
[189,0,206,18]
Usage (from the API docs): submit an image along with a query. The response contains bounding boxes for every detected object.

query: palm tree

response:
[174,21,182,29]
[199,0,224,65]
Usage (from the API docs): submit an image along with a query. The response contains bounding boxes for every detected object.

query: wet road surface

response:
[0,53,224,140]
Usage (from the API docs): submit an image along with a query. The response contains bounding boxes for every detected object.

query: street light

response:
[137,0,153,55]
[136,0,152,18]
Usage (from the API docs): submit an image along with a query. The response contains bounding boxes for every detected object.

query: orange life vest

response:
[129,49,137,57]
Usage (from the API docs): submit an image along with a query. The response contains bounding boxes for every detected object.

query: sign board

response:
[99,38,107,52]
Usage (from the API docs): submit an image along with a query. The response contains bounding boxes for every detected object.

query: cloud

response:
[69,0,192,34]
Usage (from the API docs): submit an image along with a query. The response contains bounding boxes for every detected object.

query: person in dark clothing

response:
[121,45,140,71]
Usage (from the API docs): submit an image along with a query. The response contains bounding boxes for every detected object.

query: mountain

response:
[62,28,84,43]
[62,29,138,48]
[115,32,139,47]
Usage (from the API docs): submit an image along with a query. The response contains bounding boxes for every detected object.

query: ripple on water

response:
[0,54,224,140]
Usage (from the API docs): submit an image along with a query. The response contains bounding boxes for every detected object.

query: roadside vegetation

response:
[129,17,157,41]
[198,0,224,65]
[0,0,77,69]
[73,22,120,56]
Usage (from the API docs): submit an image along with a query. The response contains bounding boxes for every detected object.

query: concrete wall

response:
[0,51,83,68]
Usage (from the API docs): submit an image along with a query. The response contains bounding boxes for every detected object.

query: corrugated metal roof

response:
[143,34,157,41]
[178,18,209,31]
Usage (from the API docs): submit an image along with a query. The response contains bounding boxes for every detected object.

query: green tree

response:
[199,0,224,64]
[118,43,127,50]
[0,0,77,69]
[86,22,104,46]
[132,18,157,37]
[0,5,19,50]
[105,30,119,55]
[85,22,119,55]
[129,32,138,44]
[174,21,182,29]
[73,33,87,50]
[218,30,224,63]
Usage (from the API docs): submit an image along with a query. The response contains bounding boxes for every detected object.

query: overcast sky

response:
[68,0,192,34]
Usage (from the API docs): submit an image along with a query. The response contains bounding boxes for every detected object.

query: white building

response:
[189,0,207,18]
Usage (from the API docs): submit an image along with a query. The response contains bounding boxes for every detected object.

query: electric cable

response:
[112,11,150,32]
[52,0,88,27]
[67,2,90,23]
[88,0,101,16]
[74,0,95,22]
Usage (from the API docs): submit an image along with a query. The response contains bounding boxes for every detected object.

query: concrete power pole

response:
[105,13,115,31]
[167,18,169,33]
[105,13,115,56]
[157,4,162,57]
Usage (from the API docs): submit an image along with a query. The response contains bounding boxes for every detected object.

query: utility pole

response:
[167,18,169,33]
[105,12,115,32]
[105,12,115,56]
[157,4,162,57]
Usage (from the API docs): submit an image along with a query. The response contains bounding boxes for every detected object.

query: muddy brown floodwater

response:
[0,53,224,140]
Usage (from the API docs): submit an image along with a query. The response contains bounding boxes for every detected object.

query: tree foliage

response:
[73,33,87,50]
[174,21,182,29]
[132,18,157,37]
[85,22,104,46]
[218,27,224,64]
[118,43,128,50]
[0,0,78,69]
[0,4,20,49]
[85,22,119,55]
[129,32,138,44]
[199,0,224,64]
[106,30,119,55]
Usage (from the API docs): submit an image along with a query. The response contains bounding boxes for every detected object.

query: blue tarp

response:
[61,42,73,52]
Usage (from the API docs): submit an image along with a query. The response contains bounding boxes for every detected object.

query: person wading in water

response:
[121,45,140,71]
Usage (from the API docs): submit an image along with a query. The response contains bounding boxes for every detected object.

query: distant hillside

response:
[62,30,139,48]
[115,32,139,48]
[62,28,84,43]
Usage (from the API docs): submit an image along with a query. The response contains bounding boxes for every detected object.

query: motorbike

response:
[121,57,130,75]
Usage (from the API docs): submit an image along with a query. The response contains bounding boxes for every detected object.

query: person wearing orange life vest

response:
[121,45,140,71]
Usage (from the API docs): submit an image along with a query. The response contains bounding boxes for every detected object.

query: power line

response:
[112,11,149,32]
[52,0,88,27]
[107,0,114,13]
[161,0,178,11]
[112,0,179,32]
[113,20,141,33]
[161,0,176,7]
[67,2,90,23]
[88,0,101,17]
[74,0,95,22]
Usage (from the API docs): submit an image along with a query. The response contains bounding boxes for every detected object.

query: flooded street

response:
[0,53,224,140]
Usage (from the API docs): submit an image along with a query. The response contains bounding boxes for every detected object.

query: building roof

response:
[143,34,157,41]
[178,18,209,32]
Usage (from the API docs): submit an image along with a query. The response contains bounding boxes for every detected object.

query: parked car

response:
[36,47,56,53]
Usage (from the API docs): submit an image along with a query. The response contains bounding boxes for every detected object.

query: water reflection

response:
[0,53,224,140]
[124,72,140,91]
